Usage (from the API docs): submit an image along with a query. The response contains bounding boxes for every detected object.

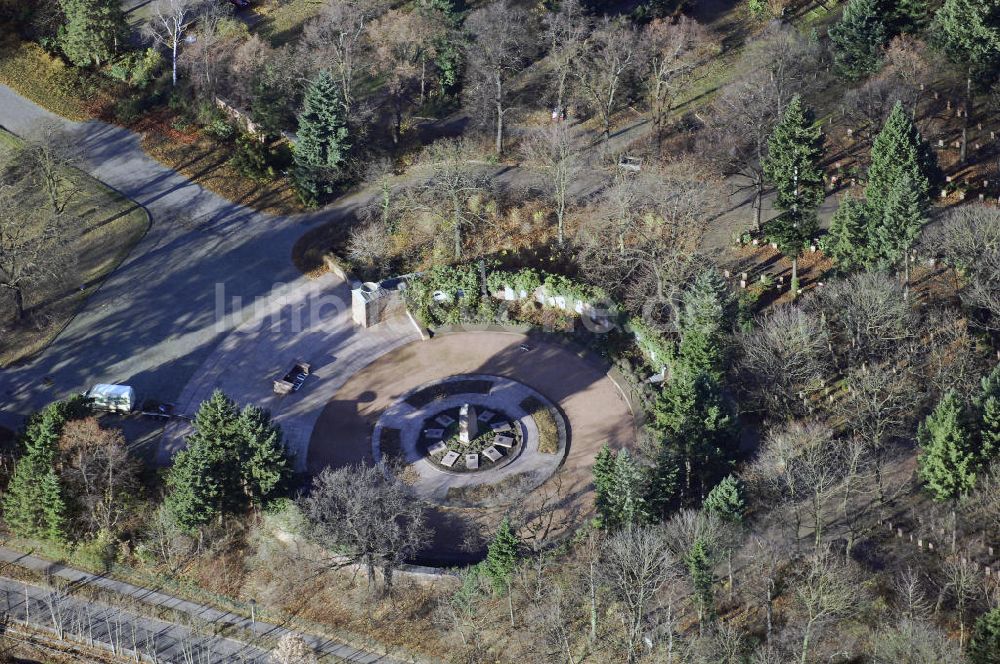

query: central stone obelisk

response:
[459,404,478,444]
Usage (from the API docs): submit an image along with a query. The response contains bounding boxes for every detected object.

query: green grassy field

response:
[0,129,150,367]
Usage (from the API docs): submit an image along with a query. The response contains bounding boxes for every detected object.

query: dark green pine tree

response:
[39,469,67,542]
[828,0,887,80]
[483,517,520,594]
[975,364,1000,463]
[645,444,681,521]
[873,174,927,288]
[2,403,69,541]
[826,194,871,268]
[969,606,1000,664]
[164,436,226,533]
[685,537,715,627]
[607,449,648,529]
[762,95,824,293]
[890,0,931,34]
[675,270,733,382]
[164,390,240,531]
[917,390,977,501]
[931,0,1000,84]
[236,405,292,508]
[703,475,745,523]
[592,444,616,525]
[58,0,126,68]
[294,69,351,207]
[865,101,933,224]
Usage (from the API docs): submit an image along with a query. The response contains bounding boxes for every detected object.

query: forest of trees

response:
[1,0,1000,662]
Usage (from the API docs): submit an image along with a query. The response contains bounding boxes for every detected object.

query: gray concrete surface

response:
[0,84,374,433]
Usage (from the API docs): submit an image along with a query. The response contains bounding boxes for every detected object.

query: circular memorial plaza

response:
[306,330,636,560]
[370,374,568,502]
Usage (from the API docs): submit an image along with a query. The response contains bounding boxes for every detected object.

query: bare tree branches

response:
[299,461,429,597]
[737,305,830,419]
[464,1,534,156]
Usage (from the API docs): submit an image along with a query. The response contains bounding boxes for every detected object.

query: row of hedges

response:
[406,265,678,379]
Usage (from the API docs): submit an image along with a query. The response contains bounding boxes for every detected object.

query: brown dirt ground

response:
[307,330,636,563]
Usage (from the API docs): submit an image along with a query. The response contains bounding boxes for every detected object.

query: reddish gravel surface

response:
[307,330,637,563]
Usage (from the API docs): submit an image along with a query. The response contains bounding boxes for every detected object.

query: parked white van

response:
[85,384,136,413]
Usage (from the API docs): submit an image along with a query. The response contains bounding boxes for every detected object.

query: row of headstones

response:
[723,265,818,295]
[494,285,614,328]
[885,520,998,582]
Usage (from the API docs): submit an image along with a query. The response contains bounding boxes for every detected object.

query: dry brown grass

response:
[0,36,109,122]
[137,121,304,217]
[521,397,560,455]
[0,130,149,367]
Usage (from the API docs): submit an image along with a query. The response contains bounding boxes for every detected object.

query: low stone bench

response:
[441,451,460,467]
[424,428,444,439]
[428,441,447,455]
[465,453,480,469]
[483,446,503,463]
[435,414,456,427]
[490,422,512,433]
[493,435,515,449]
[477,410,495,423]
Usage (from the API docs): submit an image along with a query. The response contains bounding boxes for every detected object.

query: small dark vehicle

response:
[274,360,311,395]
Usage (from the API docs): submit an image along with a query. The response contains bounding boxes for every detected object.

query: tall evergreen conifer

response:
[917,390,977,501]
[829,0,887,80]
[483,518,520,594]
[762,95,824,293]
[865,102,932,223]
[58,0,126,68]
[975,364,1000,462]
[826,194,870,268]
[294,70,350,206]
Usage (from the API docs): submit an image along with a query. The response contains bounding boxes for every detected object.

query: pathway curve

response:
[0,545,405,663]
[0,84,386,431]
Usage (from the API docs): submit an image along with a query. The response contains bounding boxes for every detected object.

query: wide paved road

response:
[0,85,364,431]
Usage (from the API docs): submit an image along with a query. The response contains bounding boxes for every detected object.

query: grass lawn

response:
[0,36,108,122]
[0,129,150,367]
[253,0,327,46]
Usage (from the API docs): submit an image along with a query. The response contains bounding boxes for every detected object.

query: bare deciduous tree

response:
[927,205,1000,331]
[578,160,714,323]
[0,184,72,322]
[144,0,209,87]
[406,140,496,261]
[464,1,533,156]
[347,221,392,273]
[737,305,830,419]
[543,0,590,114]
[576,17,640,146]
[871,619,962,664]
[368,8,443,143]
[271,633,317,664]
[810,271,915,367]
[299,0,385,114]
[756,421,842,551]
[640,16,712,151]
[792,553,861,664]
[521,122,584,246]
[299,461,429,596]
[600,525,678,663]
[57,418,141,536]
